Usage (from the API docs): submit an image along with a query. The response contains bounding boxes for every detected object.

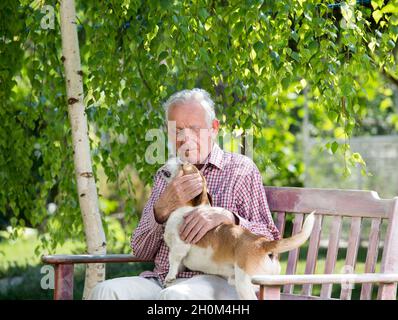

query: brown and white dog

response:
[161,157,315,300]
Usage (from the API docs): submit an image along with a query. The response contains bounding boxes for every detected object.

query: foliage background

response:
[1,0,398,258]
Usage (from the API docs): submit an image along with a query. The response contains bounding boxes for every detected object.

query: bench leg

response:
[258,285,281,300]
[54,264,74,300]
[377,282,397,300]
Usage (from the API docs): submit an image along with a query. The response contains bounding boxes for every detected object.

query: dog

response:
[161,157,315,300]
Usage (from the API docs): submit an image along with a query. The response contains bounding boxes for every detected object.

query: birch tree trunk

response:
[59,0,107,299]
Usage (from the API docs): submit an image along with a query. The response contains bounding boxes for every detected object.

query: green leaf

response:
[331,141,339,154]
[372,10,383,24]
[232,21,245,38]
[250,48,257,60]
[158,51,168,61]
[270,51,280,67]
[198,8,209,20]
[291,30,299,42]
[291,51,300,62]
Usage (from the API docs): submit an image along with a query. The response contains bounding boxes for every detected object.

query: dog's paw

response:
[164,277,176,288]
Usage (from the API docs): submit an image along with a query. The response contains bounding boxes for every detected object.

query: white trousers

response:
[88,275,245,300]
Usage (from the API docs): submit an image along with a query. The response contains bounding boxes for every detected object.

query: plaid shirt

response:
[131,143,281,286]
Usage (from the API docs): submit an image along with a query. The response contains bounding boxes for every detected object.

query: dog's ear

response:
[206,192,213,206]
[192,171,212,206]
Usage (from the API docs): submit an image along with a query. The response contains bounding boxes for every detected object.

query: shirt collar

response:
[201,143,224,171]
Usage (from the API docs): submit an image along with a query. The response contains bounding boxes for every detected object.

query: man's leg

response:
[88,276,162,300]
[157,275,245,300]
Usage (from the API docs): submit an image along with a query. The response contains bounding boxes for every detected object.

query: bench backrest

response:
[264,186,398,300]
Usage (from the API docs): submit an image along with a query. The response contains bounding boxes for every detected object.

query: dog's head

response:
[160,157,212,207]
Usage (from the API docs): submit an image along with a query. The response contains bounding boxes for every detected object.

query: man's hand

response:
[154,172,204,224]
[179,207,237,244]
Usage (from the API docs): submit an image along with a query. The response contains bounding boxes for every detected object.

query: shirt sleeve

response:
[130,170,167,260]
[233,164,281,240]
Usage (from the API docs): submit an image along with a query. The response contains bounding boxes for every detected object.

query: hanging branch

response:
[59,0,106,299]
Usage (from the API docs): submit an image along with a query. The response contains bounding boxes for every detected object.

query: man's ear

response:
[211,119,220,139]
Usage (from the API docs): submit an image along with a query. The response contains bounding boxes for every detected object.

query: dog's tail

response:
[269,211,316,254]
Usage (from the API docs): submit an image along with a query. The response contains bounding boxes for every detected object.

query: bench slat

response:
[360,218,381,300]
[320,215,342,299]
[274,212,286,260]
[340,217,362,300]
[302,214,323,296]
[265,187,390,218]
[275,212,286,237]
[284,213,304,294]
[378,199,398,299]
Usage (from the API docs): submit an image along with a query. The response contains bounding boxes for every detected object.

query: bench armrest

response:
[41,254,153,265]
[251,273,398,286]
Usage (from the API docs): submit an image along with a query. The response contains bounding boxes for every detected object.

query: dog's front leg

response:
[234,264,258,300]
[227,275,236,286]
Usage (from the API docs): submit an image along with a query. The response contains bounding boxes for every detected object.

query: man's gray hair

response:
[163,88,216,126]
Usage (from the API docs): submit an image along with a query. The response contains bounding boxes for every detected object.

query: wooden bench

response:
[42,186,398,300]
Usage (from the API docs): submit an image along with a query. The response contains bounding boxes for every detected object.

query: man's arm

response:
[233,165,281,240]
[130,171,166,260]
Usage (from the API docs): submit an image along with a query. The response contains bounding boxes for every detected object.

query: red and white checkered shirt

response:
[131,143,281,286]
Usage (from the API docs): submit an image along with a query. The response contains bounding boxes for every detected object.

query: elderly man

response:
[89,88,280,300]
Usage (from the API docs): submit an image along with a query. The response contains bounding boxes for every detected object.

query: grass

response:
[0,229,84,278]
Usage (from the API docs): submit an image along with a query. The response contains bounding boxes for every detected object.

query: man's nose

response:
[181,129,195,142]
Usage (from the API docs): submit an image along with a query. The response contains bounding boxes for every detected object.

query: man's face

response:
[167,100,219,164]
